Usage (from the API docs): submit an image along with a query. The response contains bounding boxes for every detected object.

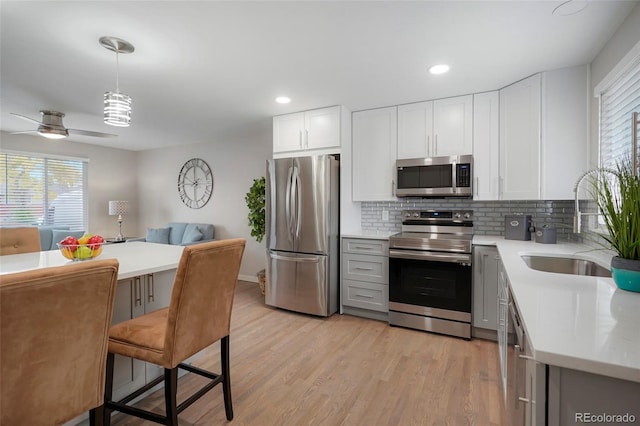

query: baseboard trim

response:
[238,274,258,283]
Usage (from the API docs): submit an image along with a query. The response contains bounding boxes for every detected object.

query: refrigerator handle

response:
[285,166,294,239]
[294,168,302,237]
[270,252,320,263]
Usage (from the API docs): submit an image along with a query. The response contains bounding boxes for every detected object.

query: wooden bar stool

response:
[0,226,41,255]
[103,238,246,425]
[0,259,120,426]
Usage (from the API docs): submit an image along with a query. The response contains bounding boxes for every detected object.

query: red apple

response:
[87,235,104,249]
[60,236,79,252]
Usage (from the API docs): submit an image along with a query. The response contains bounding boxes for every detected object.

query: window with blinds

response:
[0,151,88,230]
[599,55,640,170]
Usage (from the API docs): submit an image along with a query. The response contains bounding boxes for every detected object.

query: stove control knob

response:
[413,212,419,218]
[405,212,412,218]
[464,212,471,219]
[454,212,461,219]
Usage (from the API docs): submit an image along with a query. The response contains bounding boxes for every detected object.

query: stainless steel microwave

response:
[395,155,473,198]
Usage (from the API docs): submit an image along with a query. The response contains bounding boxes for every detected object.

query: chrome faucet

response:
[573,168,615,233]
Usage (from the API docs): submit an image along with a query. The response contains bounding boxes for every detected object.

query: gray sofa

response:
[128,222,215,246]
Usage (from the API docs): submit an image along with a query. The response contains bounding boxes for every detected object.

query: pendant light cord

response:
[115,50,120,94]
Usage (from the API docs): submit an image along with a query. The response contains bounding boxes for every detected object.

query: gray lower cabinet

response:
[547,366,640,426]
[111,269,176,401]
[341,237,389,321]
[472,245,499,339]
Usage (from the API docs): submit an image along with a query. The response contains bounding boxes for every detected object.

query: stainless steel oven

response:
[388,210,473,339]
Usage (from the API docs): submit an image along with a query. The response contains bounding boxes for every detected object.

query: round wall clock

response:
[177,158,213,209]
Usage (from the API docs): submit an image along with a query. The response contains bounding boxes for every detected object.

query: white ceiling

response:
[1,1,637,152]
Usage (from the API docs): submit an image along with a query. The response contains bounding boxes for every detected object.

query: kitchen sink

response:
[521,255,611,277]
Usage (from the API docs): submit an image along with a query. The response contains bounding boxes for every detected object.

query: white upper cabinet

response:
[433,95,473,156]
[473,91,500,200]
[494,66,588,201]
[397,101,433,158]
[540,65,588,200]
[352,106,398,201]
[273,106,341,155]
[499,74,542,200]
[397,95,472,159]
[273,112,305,153]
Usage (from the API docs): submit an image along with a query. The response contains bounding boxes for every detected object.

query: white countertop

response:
[473,235,640,383]
[0,242,185,280]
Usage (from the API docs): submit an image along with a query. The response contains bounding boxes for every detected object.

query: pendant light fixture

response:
[100,36,134,127]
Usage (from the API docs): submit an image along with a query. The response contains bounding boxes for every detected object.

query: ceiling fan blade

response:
[67,128,118,138]
[9,130,38,135]
[10,112,42,125]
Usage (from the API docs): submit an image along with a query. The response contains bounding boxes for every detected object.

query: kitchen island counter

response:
[0,242,184,279]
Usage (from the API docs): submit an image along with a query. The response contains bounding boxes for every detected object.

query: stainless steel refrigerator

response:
[265,155,339,317]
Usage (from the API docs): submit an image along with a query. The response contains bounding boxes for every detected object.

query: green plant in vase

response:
[591,159,640,292]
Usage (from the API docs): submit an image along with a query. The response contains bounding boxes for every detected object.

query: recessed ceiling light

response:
[429,64,450,75]
[275,96,291,104]
[552,0,588,16]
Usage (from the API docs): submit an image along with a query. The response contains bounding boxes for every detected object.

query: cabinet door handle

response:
[299,130,303,148]
[305,129,309,148]
[134,276,142,307]
[354,267,374,271]
[434,134,438,155]
[356,293,374,299]
[426,135,430,156]
[353,246,372,250]
[499,177,504,197]
[475,177,479,196]
[392,179,396,196]
[147,274,155,303]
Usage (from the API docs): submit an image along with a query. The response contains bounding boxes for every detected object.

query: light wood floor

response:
[111,281,506,426]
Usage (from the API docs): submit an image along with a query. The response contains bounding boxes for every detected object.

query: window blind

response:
[599,55,640,170]
[0,151,88,230]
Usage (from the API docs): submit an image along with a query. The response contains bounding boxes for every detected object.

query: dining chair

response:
[0,258,120,426]
[0,226,41,255]
[103,238,246,425]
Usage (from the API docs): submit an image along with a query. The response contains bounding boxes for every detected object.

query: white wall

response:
[135,120,272,282]
[589,2,640,168]
[0,131,138,237]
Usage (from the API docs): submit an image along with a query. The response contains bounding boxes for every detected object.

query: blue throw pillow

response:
[181,226,203,245]
[51,229,85,250]
[146,227,170,244]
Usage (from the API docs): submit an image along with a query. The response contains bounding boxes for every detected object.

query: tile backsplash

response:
[361,199,582,241]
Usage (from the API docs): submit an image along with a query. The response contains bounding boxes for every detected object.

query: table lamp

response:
[108,200,129,242]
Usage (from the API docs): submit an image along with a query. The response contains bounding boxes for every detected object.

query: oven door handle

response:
[389,249,471,264]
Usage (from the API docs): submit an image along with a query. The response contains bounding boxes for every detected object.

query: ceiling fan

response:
[10,110,117,139]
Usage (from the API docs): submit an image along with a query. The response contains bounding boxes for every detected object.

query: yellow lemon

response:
[78,234,92,245]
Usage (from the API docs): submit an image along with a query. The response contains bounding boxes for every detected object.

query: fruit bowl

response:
[57,243,103,261]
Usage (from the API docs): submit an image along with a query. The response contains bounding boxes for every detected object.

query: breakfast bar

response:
[0,241,186,413]
[0,241,185,279]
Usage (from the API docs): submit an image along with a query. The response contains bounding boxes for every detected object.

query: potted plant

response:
[245,177,266,294]
[591,159,640,292]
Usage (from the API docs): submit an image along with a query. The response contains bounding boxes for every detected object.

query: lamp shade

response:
[108,200,129,216]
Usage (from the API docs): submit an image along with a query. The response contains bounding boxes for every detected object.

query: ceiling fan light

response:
[37,125,68,139]
[104,91,132,127]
